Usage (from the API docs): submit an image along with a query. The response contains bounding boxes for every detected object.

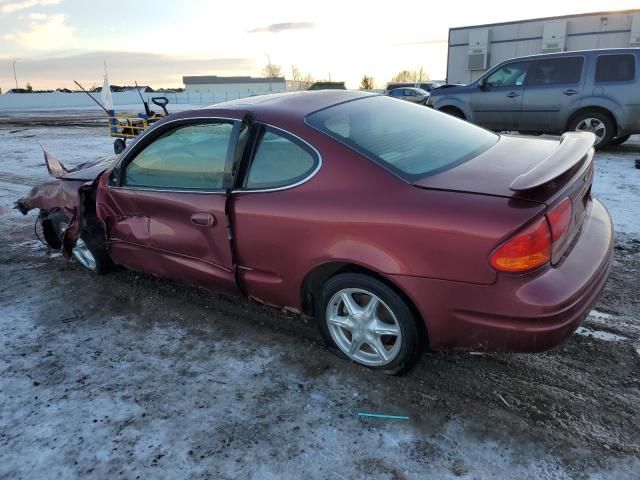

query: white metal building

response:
[182,75,286,98]
[447,9,640,84]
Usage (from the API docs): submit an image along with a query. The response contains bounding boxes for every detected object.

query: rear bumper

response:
[389,198,614,352]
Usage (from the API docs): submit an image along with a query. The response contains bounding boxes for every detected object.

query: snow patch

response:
[575,327,628,342]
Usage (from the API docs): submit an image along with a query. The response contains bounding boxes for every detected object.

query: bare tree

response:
[25,82,33,92]
[262,63,283,78]
[360,75,375,90]
[303,72,315,83]
[411,66,430,81]
[291,65,302,82]
[391,67,430,83]
[391,70,413,82]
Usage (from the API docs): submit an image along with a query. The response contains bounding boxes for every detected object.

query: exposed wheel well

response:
[566,107,617,136]
[300,262,428,343]
[438,106,466,120]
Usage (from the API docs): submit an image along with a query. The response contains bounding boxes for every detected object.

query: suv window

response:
[596,54,635,82]
[389,89,403,97]
[530,57,583,85]
[306,96,498,181]
[124,122,233,190]
[245,128,318,189]
[484,61,530,87]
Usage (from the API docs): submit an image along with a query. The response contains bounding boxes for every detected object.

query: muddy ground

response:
[1,123,639,479]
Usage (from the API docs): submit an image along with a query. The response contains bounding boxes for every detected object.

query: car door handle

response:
[506,92,520,98]
[563,89,579,96]
[190,213,216,227]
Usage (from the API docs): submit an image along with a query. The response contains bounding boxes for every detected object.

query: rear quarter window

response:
[244,128,318,190]
[595,54,636,82]
[306,96,498,181]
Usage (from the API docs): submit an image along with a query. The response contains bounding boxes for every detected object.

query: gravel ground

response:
[0,120,639,479]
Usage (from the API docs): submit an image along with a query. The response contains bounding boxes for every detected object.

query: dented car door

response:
[96,119,241,296]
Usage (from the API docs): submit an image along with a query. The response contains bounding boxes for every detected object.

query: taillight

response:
[546,197,573,243]
[490,217,551,273]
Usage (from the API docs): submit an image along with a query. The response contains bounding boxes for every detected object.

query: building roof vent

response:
[541,20,567,53]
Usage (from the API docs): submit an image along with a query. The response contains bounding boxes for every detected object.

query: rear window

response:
[306,96,498,181]
[596,54,635,82]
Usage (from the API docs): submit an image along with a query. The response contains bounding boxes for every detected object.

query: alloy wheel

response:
[72,238,97,271]
[325,288,402,366]
[575,117,606,144]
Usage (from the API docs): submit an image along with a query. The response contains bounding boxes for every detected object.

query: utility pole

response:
[265,53,272,91]
[12,58,20,90]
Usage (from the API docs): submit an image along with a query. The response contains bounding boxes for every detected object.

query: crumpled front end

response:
[14,148,114,257]
[15,178,93,257]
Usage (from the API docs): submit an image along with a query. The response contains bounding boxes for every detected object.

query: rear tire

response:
[608,134,631,147]
[568,110,615,149]
[316,273,423,375]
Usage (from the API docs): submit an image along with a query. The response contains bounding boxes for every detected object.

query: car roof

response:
[204,90,376,117]
[501,47,640,63]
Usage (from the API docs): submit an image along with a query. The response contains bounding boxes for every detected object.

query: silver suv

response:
[427,48,640,148]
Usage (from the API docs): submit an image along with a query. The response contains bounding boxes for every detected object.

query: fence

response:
[0,89,285,111]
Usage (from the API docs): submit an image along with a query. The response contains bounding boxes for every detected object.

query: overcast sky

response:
[0,0,639,91]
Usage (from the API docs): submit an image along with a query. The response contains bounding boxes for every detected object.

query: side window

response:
[529,57,584,85]
[245,128,318,190]
[596,54,636,82]
[390,89,402,97]
[124,122,233,190]
[485,61,530,87]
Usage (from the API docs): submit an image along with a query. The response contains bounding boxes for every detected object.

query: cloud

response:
[3,13,73,50]
[248,22,315,33]
[0,51,255,89]
[0,0,61,14]
[25,12,48,20]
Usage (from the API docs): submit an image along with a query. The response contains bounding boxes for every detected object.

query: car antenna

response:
[73,80,110,115]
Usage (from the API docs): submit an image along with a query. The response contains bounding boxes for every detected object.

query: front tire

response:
[46,212,112,274]
[439,107,465,120]
[568,110,615,149]
[316,273,423,375]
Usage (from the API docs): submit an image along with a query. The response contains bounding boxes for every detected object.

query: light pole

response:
[12,58,20,90]
[264,53,272,91]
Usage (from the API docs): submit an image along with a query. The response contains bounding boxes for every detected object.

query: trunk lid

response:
[412,132,593,204]
[413,132,596,263]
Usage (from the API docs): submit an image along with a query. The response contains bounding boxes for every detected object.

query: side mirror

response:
[478,79,487,90]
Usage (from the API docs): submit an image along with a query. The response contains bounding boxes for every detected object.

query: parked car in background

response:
[387,87,430,105]
[427,48,640,148]
[16,91,613,375]
[385,80,445,93]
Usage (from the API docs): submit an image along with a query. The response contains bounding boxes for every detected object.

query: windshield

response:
[306,96,498,181]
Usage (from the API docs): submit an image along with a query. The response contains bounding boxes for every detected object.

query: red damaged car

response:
[16,91,613,374]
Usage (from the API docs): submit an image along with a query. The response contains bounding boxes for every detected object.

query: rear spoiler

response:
[509,132,595,192]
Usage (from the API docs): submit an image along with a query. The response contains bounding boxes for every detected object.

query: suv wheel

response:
[316,273,423,375]
[608,134,631,147]
[568,110,615,149]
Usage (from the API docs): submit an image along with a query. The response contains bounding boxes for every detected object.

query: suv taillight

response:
[490,217,552,273]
